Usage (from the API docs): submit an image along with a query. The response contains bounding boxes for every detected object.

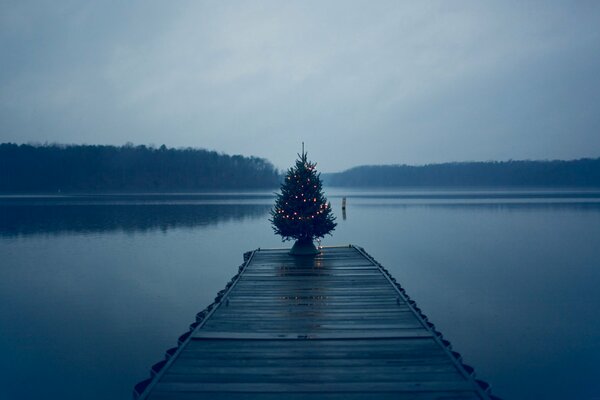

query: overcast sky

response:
[1,1,599,172]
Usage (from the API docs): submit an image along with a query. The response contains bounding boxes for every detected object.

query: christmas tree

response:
[270,149,336,255]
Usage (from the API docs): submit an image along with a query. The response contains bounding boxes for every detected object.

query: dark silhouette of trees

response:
[324,159,600,188]
[0,201,271,237]
[3,143,598,191]
[0,143,280,192]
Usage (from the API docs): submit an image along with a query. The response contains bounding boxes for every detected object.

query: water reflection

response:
[325,188,600,201]
[275,253,326,331]
[1,191,600,399]
[0,198,271,237]
[348,201,600,211]
[328,189,600,219]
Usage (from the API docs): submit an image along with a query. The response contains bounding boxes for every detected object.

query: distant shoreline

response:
[323,158,600,188]
[2,143,599,191]
[0,143,280,193]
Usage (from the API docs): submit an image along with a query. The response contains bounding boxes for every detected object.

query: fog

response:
[1,1,599,171]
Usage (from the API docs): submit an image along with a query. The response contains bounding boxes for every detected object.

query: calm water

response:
[1,189,600,399]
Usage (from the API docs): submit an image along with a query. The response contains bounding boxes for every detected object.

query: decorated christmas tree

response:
[270,148,336,255]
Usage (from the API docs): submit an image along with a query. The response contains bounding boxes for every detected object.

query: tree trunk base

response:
[289,238,319,256]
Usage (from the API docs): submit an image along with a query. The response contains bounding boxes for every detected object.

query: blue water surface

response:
[1,189,599,399]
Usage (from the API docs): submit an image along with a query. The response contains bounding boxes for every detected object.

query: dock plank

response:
[139,246,492,399]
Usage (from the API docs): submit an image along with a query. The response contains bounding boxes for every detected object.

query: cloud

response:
[1,1,599,170]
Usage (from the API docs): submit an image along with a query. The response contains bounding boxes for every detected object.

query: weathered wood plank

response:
[147,392,481,400]
[139,246,491,400]
[191,330,433,340]
[152,381,477,393]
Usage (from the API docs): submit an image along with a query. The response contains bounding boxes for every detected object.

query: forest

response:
[324,158,600,188]
[0,143,280,192]
[3,143,599,192]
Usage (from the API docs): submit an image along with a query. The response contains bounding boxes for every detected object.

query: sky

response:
[1,1,599,172]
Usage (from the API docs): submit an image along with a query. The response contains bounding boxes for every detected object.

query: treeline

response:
[324,158,600,187]
[0,143,280,192]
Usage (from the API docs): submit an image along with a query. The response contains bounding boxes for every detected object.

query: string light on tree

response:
[270,144,336,256]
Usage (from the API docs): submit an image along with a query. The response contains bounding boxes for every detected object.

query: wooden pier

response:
[135,245,495,399]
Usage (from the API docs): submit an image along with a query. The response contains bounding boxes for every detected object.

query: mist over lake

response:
[1,189,600,399]
[3,2,600,398]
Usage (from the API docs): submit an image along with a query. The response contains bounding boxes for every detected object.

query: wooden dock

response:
[135,245,495,399]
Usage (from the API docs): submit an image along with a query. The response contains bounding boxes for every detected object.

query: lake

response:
[1,189,600,399]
